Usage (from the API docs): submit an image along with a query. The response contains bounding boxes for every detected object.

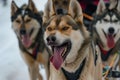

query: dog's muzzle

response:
[56,9,64,15]
[46,35,57,46]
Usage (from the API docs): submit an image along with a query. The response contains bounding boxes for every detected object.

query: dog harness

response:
[62,58,86,80]
[100,46,113,61]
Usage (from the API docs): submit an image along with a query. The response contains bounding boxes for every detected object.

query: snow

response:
[0,0,47,80]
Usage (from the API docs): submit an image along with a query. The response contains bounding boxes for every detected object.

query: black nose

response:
[108,27,115,34]
[47,35,56,43]
[20,29,26,35]
[56,9,63,15]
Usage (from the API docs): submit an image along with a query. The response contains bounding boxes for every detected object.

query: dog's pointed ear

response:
[109,0,118,10]
[68,0,83,25]
[96,0,106,15]
[11,1,18,16]
[28,0,38,13]
[50,0,55,15]
[117,0,120,12]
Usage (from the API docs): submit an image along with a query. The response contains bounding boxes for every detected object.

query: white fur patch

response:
[22,10,25,16]
[64,30,84,63]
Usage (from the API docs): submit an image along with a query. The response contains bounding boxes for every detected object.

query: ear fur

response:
[68,0,83,23]
[43,0,55,24]
[117,0,120,12]
[11,1,18,16]
[96,0,106,15]
[109,0,118,10]
[28,0,38,13]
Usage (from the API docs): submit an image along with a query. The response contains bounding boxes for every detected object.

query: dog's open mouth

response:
[102,30,115,48]
[20,29,34,48]
[21,34,32,48]
[50,40,71,70]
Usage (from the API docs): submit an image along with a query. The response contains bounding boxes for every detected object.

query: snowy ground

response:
[0,0,47,80]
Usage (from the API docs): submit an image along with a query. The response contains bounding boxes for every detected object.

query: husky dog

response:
[43,13,102,80]
[43,0,83,25]
[11,0,49,80]
[92,0,120,79]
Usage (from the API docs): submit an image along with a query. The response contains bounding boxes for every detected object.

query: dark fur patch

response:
[92,9,120,25]
[43,15,80,31]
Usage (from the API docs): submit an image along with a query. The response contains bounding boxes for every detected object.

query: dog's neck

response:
[62,38,91,72]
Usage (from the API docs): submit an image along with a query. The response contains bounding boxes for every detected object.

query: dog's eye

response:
[103,19,109,22]
[63,0,68,5]
[113,20,118,23]
[47,27,53,31]
[16,20,21,23]
[26,19,31,23]
[62,27,69,31]
[54,1,58,5]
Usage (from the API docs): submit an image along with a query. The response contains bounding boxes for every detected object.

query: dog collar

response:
[99,45,113,61]
[99,45,109,55]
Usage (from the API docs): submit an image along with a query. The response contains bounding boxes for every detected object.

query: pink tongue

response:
[22,35,31,48]
[107,34,115,48]
[50,47,65,70]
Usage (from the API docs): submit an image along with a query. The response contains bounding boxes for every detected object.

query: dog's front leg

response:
[44,63,50,80]
[28,62,43,80]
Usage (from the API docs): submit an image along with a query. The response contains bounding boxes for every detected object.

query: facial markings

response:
[59,21,72,36]
[46,18,73,37]
[112,15,119,23]
[102,12,119,23]
[13,14,38,36]
[14,15,32,28]
[46,19,56,35]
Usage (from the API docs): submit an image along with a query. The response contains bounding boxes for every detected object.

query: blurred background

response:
[0,0,47,80]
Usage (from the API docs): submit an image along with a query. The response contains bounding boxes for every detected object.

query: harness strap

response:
[103,53,118,78]
[83,13,93,20]
[91,40,98,66]
[32,43,39,59]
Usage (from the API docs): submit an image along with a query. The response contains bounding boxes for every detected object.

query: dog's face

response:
[11,0,41,48]
[94,0,120,50]
[52,0,70,15]
[44,15,84,70]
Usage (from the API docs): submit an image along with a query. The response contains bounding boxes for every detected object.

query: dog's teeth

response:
[61,47,67,56]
